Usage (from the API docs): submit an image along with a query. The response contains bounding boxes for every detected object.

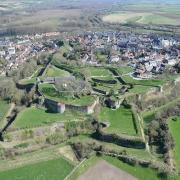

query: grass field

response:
[128,85,152,94]
[103,4,180,26]
[99,107,138,136]
[122,75,165,86]
[0,157,74,180]
[45,65,70,77]
[87,67,113,78]
[13,106,87,128]
[115,66,133,75]
[0,100,10,127]
[169,117,180,172]
[70,155,159,180]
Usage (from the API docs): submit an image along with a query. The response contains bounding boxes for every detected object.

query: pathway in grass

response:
[169,117,180,172]
[99,107,138,136]
[0,157,74,180]
[13,107,87,129]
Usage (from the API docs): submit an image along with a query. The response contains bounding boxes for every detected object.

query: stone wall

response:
[44,97,99,114]
[16,82,35,92]
[92,78,117,84]
[44,99,65,113]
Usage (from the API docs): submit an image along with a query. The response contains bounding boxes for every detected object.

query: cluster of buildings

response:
[0,31,179,79]
[68,31,180,79]
[0,32,60,76]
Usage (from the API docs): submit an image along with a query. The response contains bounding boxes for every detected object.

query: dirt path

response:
[137,113,151,154]
[65,159,86,180]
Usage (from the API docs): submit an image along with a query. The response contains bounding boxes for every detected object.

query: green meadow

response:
[0,157,74,180]
[99,107,139,136]
[13,106,87,129]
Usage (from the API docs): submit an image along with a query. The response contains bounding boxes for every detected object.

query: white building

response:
[8,47,16,55]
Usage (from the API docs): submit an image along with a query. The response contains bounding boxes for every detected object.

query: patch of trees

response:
[46,131,67,145]
[147,117,175,165]
[173,62,180,73]
[7,53,51,82]
[136,82,180,111]
[0,77,35,105]
[72,140,170,177]
[0,79,16,102]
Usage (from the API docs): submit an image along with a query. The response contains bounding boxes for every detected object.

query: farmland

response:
[102,4,180,26]
[103,12,180,25]
[69,155,160,180]
[0,157,74,180]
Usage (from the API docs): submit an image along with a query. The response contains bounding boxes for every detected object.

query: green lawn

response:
[70,155,159,180]
[88,67,112,77]
[13,106,87,129]
[122,75,165,86]
[115,66,133,75]
[99,107,138,136]
[169,117,180,172]
[0,157,74,180]
[0,100,10,127]
[128,85,153,94]
[45,65,70,77]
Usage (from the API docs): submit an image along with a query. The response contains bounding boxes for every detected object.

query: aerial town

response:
[0,0,180,180]
[0,31,179,79]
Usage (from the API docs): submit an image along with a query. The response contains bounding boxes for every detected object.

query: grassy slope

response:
[13,107,86,129]
[70,135,151,160]
[45,65,70,77]
[122,75,165,86]
[115,66,133,75]
[0,157,74,180]
[142,98,180,126]
[169,117,180,172]
[70,155,159,180]
[99,107,138,136]
[0,100,10,127]
[88,67,112,77]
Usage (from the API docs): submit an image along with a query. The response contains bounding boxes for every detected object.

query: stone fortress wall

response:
[44,97,99,114]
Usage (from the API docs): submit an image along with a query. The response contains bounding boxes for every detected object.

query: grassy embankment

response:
[0,100,10,128]
[13,106,87,129]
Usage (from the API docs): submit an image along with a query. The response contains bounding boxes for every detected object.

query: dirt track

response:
[78,160,137,180]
